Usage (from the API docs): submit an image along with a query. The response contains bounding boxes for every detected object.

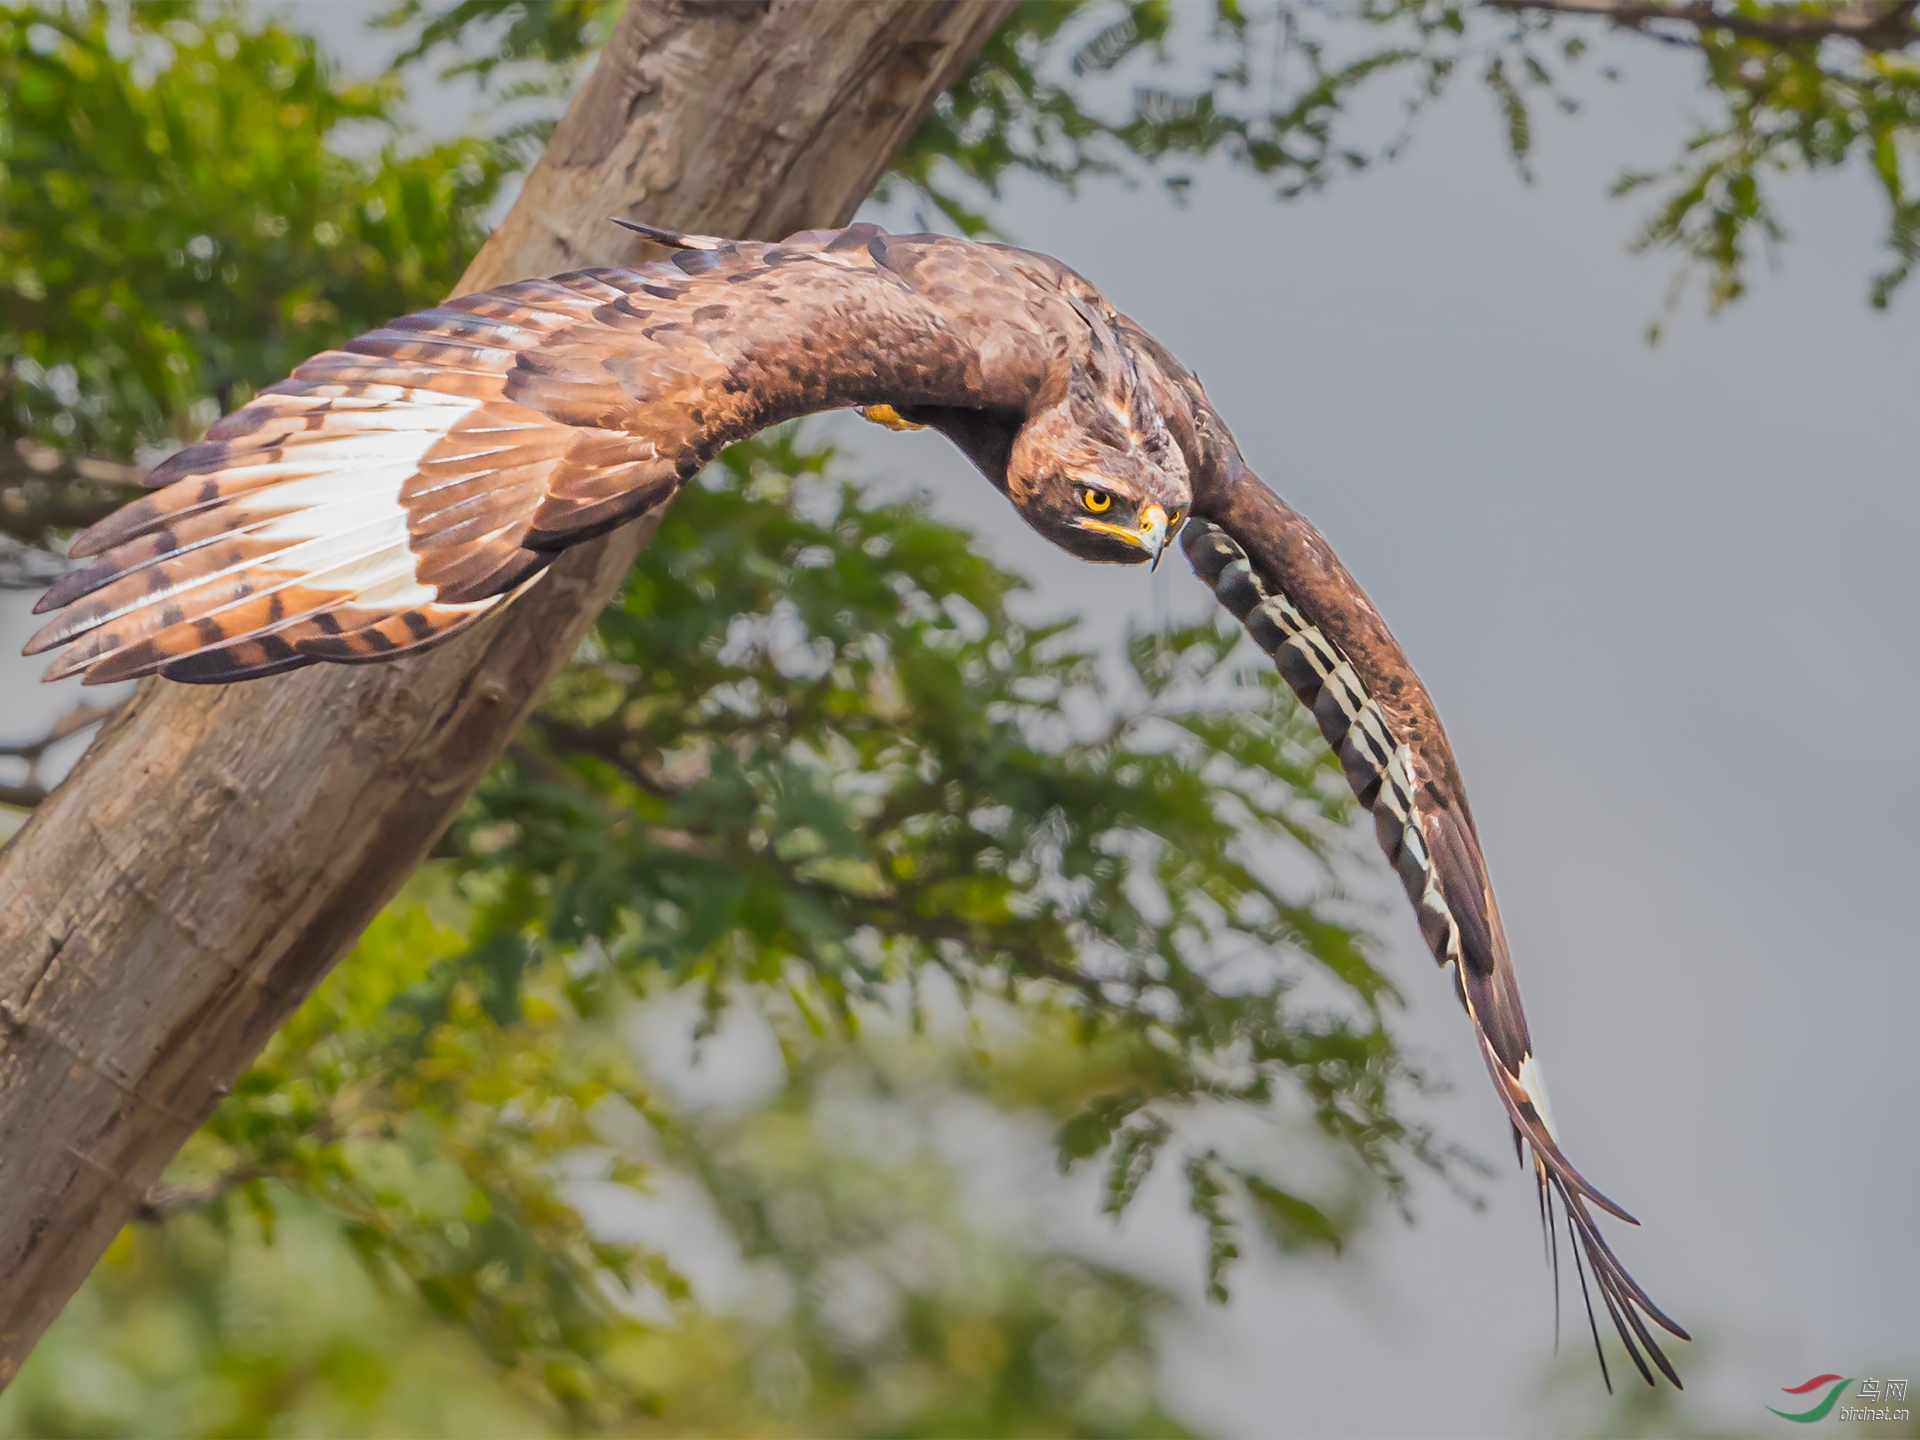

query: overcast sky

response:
[2,8,1914,1436]
[838,23,1919,1435]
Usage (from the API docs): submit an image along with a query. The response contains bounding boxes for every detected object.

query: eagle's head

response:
[1001,320,1191,565]
[863,286,1189,567]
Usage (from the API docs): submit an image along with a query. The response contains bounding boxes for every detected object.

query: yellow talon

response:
[860,404,926,432]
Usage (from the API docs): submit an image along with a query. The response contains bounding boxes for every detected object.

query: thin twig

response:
[0,699,124,763]
[133,1165,266,1221]
[0,441,145,550]
[1484,0,1920,50]
[0,699,126,808]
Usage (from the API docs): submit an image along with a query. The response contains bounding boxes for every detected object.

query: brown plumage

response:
[29,223,1187,683]
[28,221,1684,1383]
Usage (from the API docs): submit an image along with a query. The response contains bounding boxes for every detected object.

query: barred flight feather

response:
[1181,517,1687,1389]
[27,225,1064,685]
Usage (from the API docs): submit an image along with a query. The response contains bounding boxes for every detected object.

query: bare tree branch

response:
[0,701,123,765]
[0,700,125,810]
[0,441,145,549]
[132,1166,265,1222]
[1485,0,1920,50]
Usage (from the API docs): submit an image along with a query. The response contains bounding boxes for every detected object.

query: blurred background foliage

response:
[374,0,1920,320]
[3,873,1199,1436]
[3,422,1438,1432]
[0,1,509,557]
[4,0,1919,1434]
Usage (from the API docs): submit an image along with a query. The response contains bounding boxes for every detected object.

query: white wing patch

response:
[1519,1052,1560,1142]
[25,386,487,679]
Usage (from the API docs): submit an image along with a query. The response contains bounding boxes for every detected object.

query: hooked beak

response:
[1139,503,1170,569]
[1077,502,1173,565]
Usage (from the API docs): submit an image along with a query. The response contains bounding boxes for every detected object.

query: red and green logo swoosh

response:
[1768,1375,1853,1423]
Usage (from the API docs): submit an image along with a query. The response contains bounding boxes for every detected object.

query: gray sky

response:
[842,22,1920,1435]
[2,8,1914,1436]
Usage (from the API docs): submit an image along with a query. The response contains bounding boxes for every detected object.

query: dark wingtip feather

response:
[1567,1202,1616,1394]
[1546,1175,1563,1355]
[163,648,317,684]
[1541,1173,1687,1391]
[64,495,174,561]
[1536,1132,1639,1226]
[1180,495,1680,1398]
[34,551,135,614]
[609,217,720,251]
[1480,1038,1684,1388]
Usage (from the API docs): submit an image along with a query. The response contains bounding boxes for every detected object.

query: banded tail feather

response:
[1181,517,1687,1388]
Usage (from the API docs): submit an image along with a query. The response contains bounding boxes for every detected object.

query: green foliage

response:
[1609,6,1920,320]
[379,0,613,88]
[382,0,1476,237]
[4,433,1432,1430]
[0,0,498,552]
[181,882,670,1420]
[375,0,623,163]
[898,0,1920,319]
[381,0,1920,320]
[459,429,1439,1233]
[644,1041,1194,1439]
[0,0,509,545]
[2,896,1195,1435]
[885,0,1464,233]
[1,1202,561,1438]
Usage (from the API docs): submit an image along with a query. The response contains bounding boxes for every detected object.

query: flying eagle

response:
[25,220,1686,1386]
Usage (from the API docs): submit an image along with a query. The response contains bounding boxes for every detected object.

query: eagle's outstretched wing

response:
[28,213,1680,1381]
[26,223,1053,685]
[1124,324,1687,1388]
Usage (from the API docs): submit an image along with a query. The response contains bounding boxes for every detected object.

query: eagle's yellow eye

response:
[1081,488,1113,514]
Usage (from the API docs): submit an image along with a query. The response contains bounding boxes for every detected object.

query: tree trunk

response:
[0,0,1013,1384]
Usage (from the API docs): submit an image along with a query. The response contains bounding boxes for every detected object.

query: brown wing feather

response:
[1182,510,1687,1386]
[29,226,1046,685]
[1153,347,1688,1387]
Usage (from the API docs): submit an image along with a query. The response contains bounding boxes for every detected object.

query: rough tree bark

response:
[0,0,1014,1384]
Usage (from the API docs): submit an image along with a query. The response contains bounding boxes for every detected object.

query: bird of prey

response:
[26,220,1686,1386]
